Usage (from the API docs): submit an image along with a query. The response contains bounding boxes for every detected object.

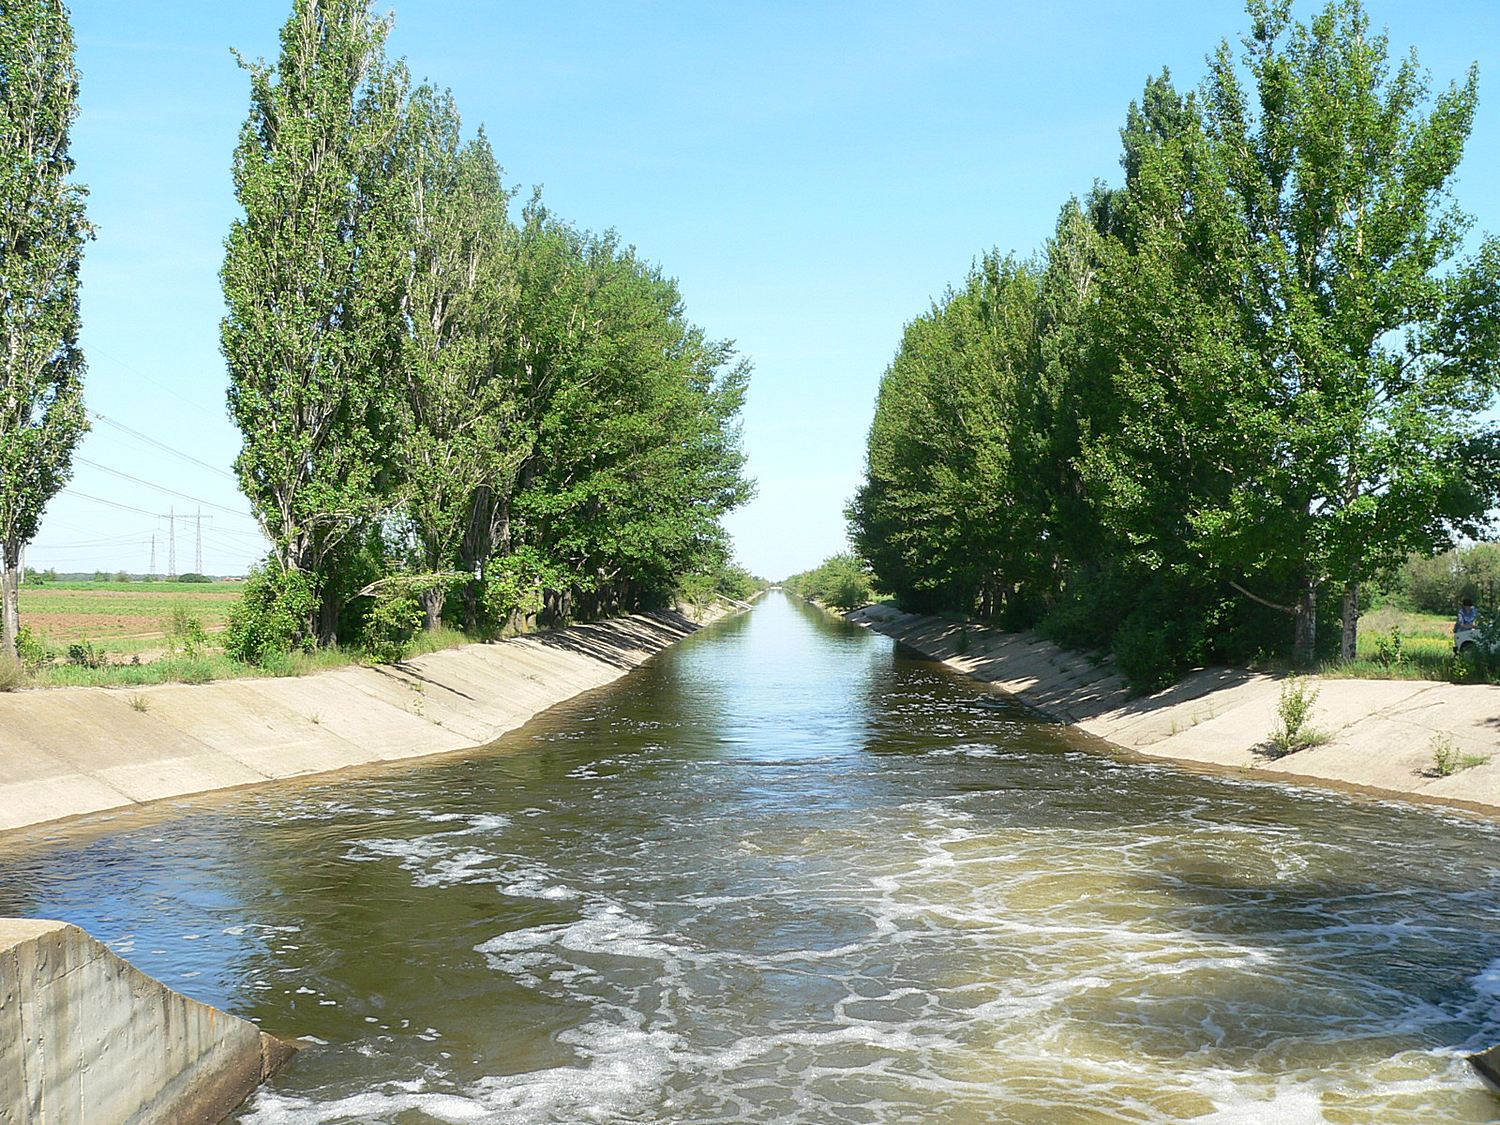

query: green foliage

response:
[784,554,874,613]
[15,625,52,672]
[482,547,561,628]
[359,589,424,664]
[223,563,317,666]
[847,1,1500,686]
[66,641,103,669]
[0,0,91,660]
[1399,545,1500,615]
[222,0,406,627]
[1266,677,1330,757]
[220,6,751,647]
[1431,734,1489,777]
[1372,626,1404,669]
[176,572,212,584]
[165,606,208,660]
[0,655,22,691]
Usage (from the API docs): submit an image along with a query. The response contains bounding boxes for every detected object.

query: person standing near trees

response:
[1456,597,1479,634]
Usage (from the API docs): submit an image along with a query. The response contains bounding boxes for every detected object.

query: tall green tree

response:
[221,0,408,644]
[516,235,752,619]
[392,86,524,630]
[0,0,89,660]
[1197,0,1500,662]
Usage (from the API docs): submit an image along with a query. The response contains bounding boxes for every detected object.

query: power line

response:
[87,347,224,421]
[74,457,259,522]
[62,489,163,518]
[89,411,238,481]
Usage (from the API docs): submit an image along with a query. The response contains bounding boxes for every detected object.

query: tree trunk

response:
[420,586,445,632]
[0,539,20,661]
[1340,581,1359,662]
[1292,580,1318,668]
[317,588,340,648]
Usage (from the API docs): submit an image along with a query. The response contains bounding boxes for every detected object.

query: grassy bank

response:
[1320,606,1488,683]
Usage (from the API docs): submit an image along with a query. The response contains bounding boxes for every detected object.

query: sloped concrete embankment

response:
[0,918,295,1125]
[850,603,1500,814]
[0,608,727,836]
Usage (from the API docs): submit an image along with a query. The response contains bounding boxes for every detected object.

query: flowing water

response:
[3,593,1500,1123]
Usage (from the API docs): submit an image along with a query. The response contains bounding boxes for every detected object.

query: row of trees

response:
[0,0,89,661]
[222,0,752,658]
[849,0,1500,690]
[782,553,875,613]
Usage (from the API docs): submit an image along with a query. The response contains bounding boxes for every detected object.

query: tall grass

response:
[1319,606,1499,684]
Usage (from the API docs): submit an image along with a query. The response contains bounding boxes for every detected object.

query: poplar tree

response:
[394,86,526,630]
[1197,0,1500,662]
[0,0,89,660]
[221,0,407,644]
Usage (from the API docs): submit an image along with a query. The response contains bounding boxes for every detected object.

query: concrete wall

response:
[850,604,1500,815]
[0,918,295,1125]
[0,608,726,836]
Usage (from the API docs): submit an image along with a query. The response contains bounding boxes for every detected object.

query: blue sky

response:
[31,0,1500,579]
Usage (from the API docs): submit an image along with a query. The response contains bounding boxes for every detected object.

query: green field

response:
[1328,605,1476,681]
[18,580,241,647]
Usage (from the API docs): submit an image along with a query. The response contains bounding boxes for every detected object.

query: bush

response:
[1372,625,1404,668]
[1266,676,1329,756]
[15,626,52,672]
[783,553,873,612]
[0,655,23,692]
[165,606,209,659]
[483,548,558,628]
[1111,614,1178,694]
[67,641,105,669]
[360,590,424,664]
[1431,734,1489,777]
[224,563,317,666]
[176,572,213,583]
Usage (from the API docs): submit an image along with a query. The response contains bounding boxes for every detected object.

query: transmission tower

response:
[195,507,203,575]
[150,534,156,579]
[168,506,176,579]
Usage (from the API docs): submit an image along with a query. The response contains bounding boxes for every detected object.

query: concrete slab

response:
[0,918,294,1125]
[0,606,732,834]
[850,606,1500,816]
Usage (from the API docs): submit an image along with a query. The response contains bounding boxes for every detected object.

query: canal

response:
[2,592,1499,1122]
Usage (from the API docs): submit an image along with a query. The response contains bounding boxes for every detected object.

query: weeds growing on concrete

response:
[1265,676,1331,757]
[1431,734,1489,777]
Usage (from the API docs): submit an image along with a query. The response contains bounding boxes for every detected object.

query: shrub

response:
[360,590,424,664]
[224,563,317,666]
[1431,734,1489,777]
[1112,614,1178,694]
[483,548,558,628]
[1373,625,1404,668]
[1266,676,1329,756]
[0,655,23,692]
[67,641,105,669]
[165,606,209,659]
[176,572,212,583]
[15,626,52,672]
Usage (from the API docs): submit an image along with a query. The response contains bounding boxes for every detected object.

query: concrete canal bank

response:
[0,606,730,836]
[849,603,1500,816]
[0,604,736,1124]
[0,918,296,1125]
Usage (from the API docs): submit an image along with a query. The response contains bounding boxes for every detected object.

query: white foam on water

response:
[925,743,1011,759]
[499,871,578,900]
